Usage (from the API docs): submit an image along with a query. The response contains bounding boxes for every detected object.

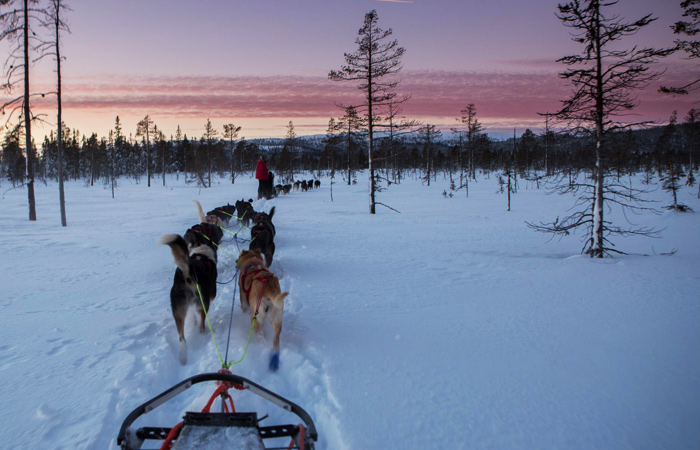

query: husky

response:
[159,234,217,365]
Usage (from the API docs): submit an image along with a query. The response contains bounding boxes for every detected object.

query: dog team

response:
[274,179,320,196]
[159,197,286,371]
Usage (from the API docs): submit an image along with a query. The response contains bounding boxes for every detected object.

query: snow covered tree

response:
[1,123,25,186]
[329,9,406,214]
[529,0,674,257]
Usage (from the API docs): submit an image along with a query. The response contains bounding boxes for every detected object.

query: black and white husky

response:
[159,234,218,365]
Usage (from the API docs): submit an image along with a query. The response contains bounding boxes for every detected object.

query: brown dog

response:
[237,248,288,370]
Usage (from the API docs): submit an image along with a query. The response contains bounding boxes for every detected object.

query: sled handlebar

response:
[117,372,318,447]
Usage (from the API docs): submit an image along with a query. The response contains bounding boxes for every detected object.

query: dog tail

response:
[193,199,206,224]
[272,292,289,308]
[159,234,190,277]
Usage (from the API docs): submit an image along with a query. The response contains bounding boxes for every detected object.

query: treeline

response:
[1,110,696,194]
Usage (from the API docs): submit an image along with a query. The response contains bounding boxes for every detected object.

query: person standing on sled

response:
[256,156,269,200]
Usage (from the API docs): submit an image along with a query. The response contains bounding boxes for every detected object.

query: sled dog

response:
[159,234,218,365]
[237,248,288,371]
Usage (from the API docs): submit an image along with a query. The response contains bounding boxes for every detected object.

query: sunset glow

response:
[3,0,694,142]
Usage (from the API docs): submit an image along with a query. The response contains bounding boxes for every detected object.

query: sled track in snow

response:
[107,212,345,449]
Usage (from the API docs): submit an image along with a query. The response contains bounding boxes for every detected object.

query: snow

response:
[1,172,699,450]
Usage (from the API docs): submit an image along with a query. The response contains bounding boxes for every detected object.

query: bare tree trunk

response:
[56,0,66,226]
[591,7,605,258]
[368,74,376,214]
[24,0,36,221]
[162,142,166,187]
[146,128,151,187]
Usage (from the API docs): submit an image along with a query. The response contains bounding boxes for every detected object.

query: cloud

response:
[19,63,697,139]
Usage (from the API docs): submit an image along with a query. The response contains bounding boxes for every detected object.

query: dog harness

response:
[250,221,272,239]
[238,203,253,220]
[192,254,216,276]
[212,206,235,217]
[242,264,269,315]
[191,223,218,242]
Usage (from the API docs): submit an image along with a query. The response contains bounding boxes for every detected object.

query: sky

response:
[2,0,697,142]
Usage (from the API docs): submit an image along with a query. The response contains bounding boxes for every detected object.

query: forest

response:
[0,112,697,202]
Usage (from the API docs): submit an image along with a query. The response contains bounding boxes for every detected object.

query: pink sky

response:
[4,0,696,141]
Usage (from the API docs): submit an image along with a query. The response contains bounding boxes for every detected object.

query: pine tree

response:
[136,115,154,187]
[202,119,217,188]
[223,123,242,184]
[329,9,406,214]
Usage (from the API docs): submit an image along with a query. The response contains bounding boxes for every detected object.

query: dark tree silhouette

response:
[329,9,405,214]
[660,0,700,95]
[223,123,242,184]
[36,0,70,226]
[529,0,674,257]
[0,0,47,220]
[136,115,154,187]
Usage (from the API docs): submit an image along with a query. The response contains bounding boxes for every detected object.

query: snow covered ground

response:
[1,171,699,450]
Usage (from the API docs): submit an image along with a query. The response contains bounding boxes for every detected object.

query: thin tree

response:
[110,116,123,198]
[529,0,674,257]
[153,125,166,187]
[378,98,418,184]
[136,115,154,187]
[336,105,364,186]
[37,0,70,225]
[0,0,47,220]
[684,108,699,194]
[329,9,406,214]
[284,120,296,181]
[418,124,441,186]
[453,104,484,197]
[223,123,241,184]
[202,118,217,188]
[658,111,692,211]
[324,117,340,201]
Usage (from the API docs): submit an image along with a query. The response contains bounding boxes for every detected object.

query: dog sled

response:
[117,370,317,450]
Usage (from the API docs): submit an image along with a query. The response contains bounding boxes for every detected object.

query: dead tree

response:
[0,0,48,221]
[529,0,674,257]
[37,0,70,226]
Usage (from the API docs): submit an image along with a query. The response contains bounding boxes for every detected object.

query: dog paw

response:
[269,352,280,372]
[179,340,188,365]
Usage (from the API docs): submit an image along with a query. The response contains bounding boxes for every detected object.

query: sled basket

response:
[117,372,317,450]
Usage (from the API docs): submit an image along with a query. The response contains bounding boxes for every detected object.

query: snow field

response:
[0,171,699,449]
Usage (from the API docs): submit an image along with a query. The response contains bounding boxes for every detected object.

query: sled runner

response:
[117,371,317,450]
